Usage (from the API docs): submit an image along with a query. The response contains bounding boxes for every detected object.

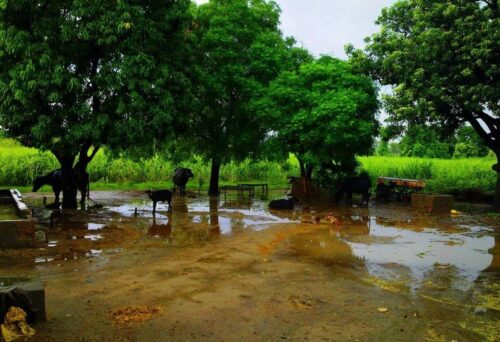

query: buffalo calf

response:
[146,190,173,214]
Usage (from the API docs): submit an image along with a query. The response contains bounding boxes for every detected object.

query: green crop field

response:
[358,156,496,194]
[0,139,496,195]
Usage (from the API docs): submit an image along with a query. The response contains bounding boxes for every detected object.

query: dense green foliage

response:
[349,0,500,206]
[261,56,379,178]
[0,0,193,206]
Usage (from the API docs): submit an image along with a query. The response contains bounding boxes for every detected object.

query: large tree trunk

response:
[58,155,78,209]
[493,158,500,211]
[466,112,500,210]
[53,145,99,209]
[298,158,306,178]
[305,165,314,180]
[208,157,221,196]
[74,144,99,206]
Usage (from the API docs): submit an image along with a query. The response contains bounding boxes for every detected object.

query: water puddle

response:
[284,214,497,290]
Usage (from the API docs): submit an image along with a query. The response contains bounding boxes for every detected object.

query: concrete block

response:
[0,276,46,323]
[0,189,35,248]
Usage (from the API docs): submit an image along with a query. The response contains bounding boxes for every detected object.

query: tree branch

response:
[467,112,498,151]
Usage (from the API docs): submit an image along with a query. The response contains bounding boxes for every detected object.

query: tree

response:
[262,56,379,179]
[191,0,292,195]
[0,0,192,208]
[350,0,500,207]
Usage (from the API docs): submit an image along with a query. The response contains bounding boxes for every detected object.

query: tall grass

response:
[0,139,496,194]
[0,139,295,189]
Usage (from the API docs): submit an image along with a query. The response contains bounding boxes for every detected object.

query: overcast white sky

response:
[193,0,397,58]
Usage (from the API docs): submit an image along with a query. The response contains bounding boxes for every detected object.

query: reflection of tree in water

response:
[209,197,221,237]
[220,197,252,211]
[148,218,172,239]
[171,196,188,213]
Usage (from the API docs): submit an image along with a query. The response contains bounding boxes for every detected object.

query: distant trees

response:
[453,126,490,158]
[0,1,193,207]
[376,125,489,159]
[262,56,379,179]
[349,0,500,208]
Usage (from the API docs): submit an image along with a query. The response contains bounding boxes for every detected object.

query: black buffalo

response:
[172,168,194,196]
[269,198,298,210]
[334,172,371,206]
[146,189,173,214]
[33,169,89,206]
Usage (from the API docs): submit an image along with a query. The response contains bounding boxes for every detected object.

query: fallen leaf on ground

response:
[377,307,389,313]
[110,305,163,325]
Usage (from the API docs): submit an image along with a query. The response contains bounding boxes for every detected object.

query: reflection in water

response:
[148,218,172,239]
[348,217,494,287]
[209,196,221,237]
[281,213,497,291]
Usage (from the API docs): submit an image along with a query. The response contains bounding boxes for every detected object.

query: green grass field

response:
[0,139,496,195]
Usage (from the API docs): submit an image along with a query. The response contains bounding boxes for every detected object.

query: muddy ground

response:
[1,191,499,341]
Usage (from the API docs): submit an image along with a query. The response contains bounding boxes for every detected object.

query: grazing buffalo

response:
[146,189,173,214]
[269,198,298,210]
[334,172,371,206]
[172,168,194,196]
[33,169,89,206]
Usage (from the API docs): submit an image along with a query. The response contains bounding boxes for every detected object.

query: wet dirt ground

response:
[0,190,499,341]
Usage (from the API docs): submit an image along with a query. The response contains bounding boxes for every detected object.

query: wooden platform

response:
[376,177,426,202]
[219,185,255,199]
[377,177,426,189]
[238,183,269,192]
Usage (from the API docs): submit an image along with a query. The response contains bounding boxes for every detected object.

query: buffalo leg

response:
[80,188,87,205]
[54,190,61,205]
[346,192,353,206]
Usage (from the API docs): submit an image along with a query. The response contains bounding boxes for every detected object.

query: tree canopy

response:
[261,56,379,179]
[190,0,295,194]
[0,0,193,207]
[349,0,500,207]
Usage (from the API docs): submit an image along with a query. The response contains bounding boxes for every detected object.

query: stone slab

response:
[411,193,454,214]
